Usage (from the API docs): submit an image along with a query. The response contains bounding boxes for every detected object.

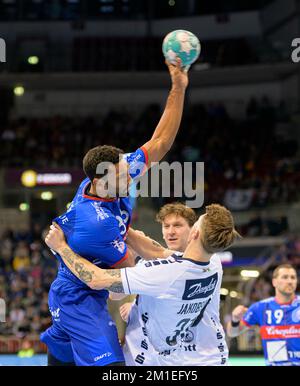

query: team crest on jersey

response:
[182,273,218,300]
[292,307,300,323]
[111,237,126,254]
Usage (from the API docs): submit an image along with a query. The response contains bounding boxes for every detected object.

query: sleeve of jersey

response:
[242,303,260,327]
[124,147,149,181]
[81,217,129,268]
[120,262,179,296]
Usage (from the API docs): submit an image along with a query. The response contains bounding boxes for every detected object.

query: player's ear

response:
[193,229,200,241]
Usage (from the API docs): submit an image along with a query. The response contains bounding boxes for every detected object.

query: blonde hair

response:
[156,202,197,228]
[273,264,296,279]
[201,204,240,254]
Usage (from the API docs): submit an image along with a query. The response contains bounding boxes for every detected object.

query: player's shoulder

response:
[254,297,275,309]
[260,297,275,304]
[139,254,186,273]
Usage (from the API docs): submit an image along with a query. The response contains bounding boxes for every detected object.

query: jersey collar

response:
[172,253,210,266]
[83,182,118,202]
[275,295,297,305]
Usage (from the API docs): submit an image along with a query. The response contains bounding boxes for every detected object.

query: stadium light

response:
[230,291,238,298]
[19,203,30,212]
[28,56,39,65]
[220,288,229,296]
[21,170,37,188]
[14,86,25,96]
[41,191,53,201]
[240,270,260,279]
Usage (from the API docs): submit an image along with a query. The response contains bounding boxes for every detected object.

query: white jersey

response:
[121,253,228,366]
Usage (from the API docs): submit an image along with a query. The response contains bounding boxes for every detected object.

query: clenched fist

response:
[232,305,248,323]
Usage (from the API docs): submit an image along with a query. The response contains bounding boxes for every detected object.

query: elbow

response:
[88,279,103,291]
[160,140,172,154]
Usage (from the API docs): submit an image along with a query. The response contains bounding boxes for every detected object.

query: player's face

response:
[273,268,297,297]
[162,214,191,252]
[115,159,131,196]
[96,160,131,197]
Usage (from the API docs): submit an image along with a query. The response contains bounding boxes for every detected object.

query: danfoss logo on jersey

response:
[183,273,218,300]
[261,325,300,340]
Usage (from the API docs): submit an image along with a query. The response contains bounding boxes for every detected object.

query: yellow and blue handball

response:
[162,30,201,70]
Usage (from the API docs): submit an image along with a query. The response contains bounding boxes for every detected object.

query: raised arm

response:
[126,228,173,260]
[45,224,125,292]
[142,59,188,165]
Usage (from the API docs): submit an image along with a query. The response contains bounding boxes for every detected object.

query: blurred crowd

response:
[1,98,299,210]
[239,214,288,237]
[0,226,56,338]
[249,236,300,303]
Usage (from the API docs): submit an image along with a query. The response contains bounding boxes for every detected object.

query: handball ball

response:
[162,30,201,68]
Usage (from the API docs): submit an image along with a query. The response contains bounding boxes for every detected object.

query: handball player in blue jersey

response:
[227,264,300,366]
[40,59,189,366]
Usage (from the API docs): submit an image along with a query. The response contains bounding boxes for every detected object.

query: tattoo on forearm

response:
[60,247,94,284]
[105,270,125,293]
[61,248,76,267]
[75,262,94,284]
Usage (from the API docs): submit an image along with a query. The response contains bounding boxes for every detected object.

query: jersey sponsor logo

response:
[111,237,126,254]
[91,202,109,221]
[50,307,60,321]
[260,324,300,340]
[159,344,198,356]
[292,307,300,323]
[182,273,218,300]
[288,351,300,359]
[94,352,112,362]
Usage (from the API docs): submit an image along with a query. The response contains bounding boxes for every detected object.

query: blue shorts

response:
[40,278,124,366]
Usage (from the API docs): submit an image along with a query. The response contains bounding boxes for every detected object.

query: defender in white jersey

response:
[121,203,226,366]
[45,204,240,366]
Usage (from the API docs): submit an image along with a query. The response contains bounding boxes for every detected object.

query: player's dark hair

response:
[83,145,124,181]
[273,264,297,279]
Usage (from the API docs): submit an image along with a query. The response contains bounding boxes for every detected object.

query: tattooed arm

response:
[45,225,125,293]
[126,228,173,260]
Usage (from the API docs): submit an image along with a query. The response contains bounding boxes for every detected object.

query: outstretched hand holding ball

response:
[163,30,201,72]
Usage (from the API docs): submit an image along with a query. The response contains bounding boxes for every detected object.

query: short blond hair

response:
[201,204,240,254]
[156,202,197,228]
[273,264,296,279]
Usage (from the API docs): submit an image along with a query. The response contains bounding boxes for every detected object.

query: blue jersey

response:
[54,147,148,290]
[243,296,300,366]
[40,147,148,366]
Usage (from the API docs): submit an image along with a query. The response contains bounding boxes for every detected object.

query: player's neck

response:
[275,292,296,305]
[183,240,211,263]
[89,184,116,200]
